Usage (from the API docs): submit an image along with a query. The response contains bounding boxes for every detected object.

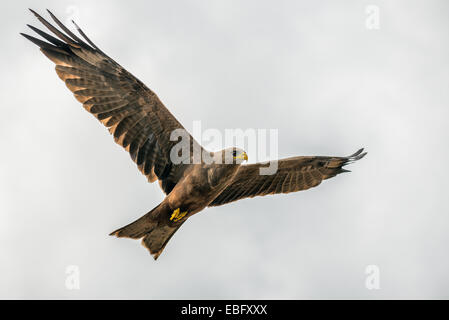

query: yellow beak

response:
[235,152,248,161]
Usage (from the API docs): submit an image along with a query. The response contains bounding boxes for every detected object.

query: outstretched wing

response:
[21,9,202,194]
[209,149,367,206]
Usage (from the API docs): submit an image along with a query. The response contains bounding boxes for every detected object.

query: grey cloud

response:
[1,0,448,299]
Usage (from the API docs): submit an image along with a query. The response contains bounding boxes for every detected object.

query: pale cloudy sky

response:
[1,0,448,299]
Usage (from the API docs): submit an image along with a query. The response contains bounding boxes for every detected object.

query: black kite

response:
[22,10,367,259]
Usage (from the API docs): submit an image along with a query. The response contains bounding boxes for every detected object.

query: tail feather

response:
[142,224,184,260]
[109,207,158,239]
[110,203,182,260]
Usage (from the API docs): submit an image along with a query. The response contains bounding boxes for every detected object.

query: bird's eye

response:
[232,151,237,157]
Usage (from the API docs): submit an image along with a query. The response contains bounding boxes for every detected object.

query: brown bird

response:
[22,9,367,260]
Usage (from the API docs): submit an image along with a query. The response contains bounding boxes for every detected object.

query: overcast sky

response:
[1,0,448,299]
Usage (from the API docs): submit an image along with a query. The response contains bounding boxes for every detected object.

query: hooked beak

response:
[235,152,248,161]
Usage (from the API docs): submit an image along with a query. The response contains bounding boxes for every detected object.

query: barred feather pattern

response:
[21,9,202,194]
[209,149,367,206]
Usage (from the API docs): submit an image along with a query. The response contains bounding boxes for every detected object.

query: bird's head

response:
[220,147,248,164]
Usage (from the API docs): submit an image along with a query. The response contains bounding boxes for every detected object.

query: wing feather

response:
[22,9,203,194]
[209,149,367,207]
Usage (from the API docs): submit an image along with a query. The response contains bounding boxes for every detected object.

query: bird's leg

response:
[170,208,188,222]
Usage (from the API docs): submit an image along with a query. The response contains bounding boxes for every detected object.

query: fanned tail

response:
[110,203,183,260]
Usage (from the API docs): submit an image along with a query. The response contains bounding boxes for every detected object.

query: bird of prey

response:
[22,9,367,260]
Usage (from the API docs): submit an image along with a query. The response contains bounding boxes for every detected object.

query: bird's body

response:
[161,157,244,219]
[111,149,245,258]
[22,9,366,259]
[167,163,239,214]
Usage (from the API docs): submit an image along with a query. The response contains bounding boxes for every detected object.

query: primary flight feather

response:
[22,9,366,260]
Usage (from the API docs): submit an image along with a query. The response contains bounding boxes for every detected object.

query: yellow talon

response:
[170,208,188,222]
